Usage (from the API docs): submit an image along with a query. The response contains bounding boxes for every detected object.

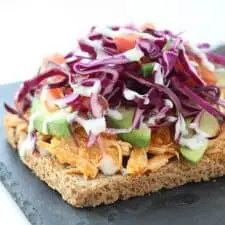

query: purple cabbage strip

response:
[207,52,225,66]
[183,85,225,119]
[54,93,79,107]
[73,53,130,69]
[161,51,178,76]
[174,113,186,141]
[90,93,105,118]
[197,43,210,49]
[178,48,207,86]
[132,108,145,129]
[87,132,97,148]
[78,40,97,59]
[47,77,69,89]
[6,24,225,147]
[73,66,119,96]
[15,68,70,103]
[4,103,18,115]
[14,68,70,113]
[137,39,161,59]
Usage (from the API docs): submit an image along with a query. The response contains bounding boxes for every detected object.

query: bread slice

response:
[4,113,225,207]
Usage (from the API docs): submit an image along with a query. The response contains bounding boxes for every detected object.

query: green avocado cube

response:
[107,108,151,147]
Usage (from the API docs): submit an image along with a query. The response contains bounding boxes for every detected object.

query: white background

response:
[0,0,225,224]
[0,0,225,85]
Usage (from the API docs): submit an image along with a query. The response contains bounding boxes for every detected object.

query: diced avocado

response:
[180,118,209,163]
[120,129,150,147]
[107,108,151,147]
[141,63,154,77]
[180,143,207,164]
[216,70,225,85]
[199,111,220,137]
[46,116,71,137]
[31,98,44,114]
[32,112,46,134]
[31,98,71,137]
[32,112,71,137]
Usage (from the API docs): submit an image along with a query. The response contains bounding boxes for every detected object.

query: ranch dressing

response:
[153,63,164,85]
[99,153,119,175]
[94,27,156,40]
[175,114,188,140]
[179,134,208,150]
[123,47,144,61]
[123,88,150,104]
[188,43,215,72]
[81,38,107,59]
[71,79,101,97]
[18,134,35,159]
[107,109,123,120]
[72,113,106,136]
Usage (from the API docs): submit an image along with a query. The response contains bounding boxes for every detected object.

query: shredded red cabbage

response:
[5,24,225,146]
[207,52,225,66]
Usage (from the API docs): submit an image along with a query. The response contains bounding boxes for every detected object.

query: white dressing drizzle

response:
[188,43,215,72]
[71,113,106,135]
[18,134,35,159]
[167,116,177,122]
[107,109,123,120]
[190,60,199,67]
[81,38,107,59]
[94,27,156,40]
[179,134,208,150]
[73,48,91,58]
[123,88,149,104]
[175,114,188,140]
[164,99,173,108]
[153,63,164,85]
[123,88,139,100]
[123,47,144,61]
[71,79,101,97]
[147,114,165,125]
[99,153,119,175]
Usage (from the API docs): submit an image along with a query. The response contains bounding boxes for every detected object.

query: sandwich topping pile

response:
[4,24,225,179]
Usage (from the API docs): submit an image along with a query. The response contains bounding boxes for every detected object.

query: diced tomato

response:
[42,88,63,112]
[141,22,155,31]
[114,34,140,53]
[48,88,62,98]
[43,53,65,67]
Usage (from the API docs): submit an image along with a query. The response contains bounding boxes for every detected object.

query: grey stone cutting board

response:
[1,82,225,225]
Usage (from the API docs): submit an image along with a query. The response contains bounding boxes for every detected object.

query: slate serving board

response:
[2,83,225,225]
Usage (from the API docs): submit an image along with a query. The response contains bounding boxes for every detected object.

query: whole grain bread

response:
[4,113,225,207]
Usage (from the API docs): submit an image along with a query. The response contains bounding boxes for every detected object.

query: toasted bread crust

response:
[4,113,225,207]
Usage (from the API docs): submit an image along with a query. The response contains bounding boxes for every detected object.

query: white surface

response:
[0,182,30,225]
[0,0,225,224]
[0,0,225,84]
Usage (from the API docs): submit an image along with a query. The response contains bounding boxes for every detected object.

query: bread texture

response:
[4,113,225,207]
